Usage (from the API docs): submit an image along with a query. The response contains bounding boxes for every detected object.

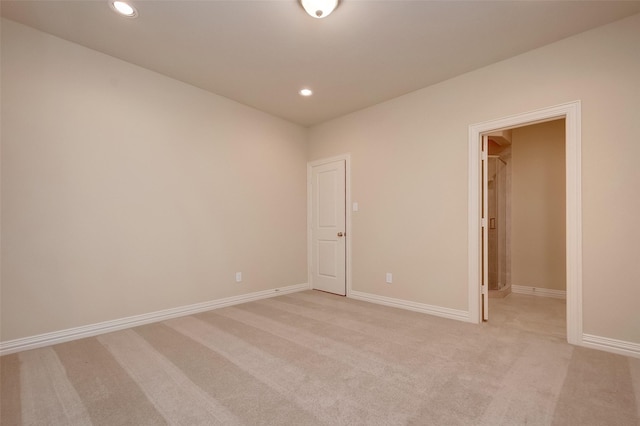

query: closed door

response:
[310,160,346,295]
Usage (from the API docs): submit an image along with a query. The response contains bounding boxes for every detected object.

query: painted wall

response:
[308,14,640,344]
[1,19,308,341]
[511,120,566,291]
[3,13,640,347]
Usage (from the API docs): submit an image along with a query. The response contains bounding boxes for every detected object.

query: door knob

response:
[337,232,344,237]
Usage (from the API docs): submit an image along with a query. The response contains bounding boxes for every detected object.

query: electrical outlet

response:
[235,272,242,282]
[385,273,392,284]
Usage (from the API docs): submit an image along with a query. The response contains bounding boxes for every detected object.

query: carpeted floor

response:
[1,290,639,425]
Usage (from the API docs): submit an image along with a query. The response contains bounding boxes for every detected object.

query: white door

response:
[482,135,489,320]
[310,160,346,295]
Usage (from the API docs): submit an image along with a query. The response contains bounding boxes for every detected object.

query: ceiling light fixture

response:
[299,88,313,97]
[300,0,338,19]
[110,1,138,18]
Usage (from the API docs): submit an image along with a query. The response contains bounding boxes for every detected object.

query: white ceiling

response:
[3,1,640,126]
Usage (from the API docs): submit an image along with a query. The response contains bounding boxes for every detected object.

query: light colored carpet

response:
[1,291,639,425]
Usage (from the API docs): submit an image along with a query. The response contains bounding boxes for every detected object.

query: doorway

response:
[307,155,351,296]
[468,101,583,345]
[486,120,567,336]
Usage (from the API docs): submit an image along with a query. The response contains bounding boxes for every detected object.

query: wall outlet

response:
[385,272,393,284]
[235,272,242,282]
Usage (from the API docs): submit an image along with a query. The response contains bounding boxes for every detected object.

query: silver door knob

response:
[337,232,344,237]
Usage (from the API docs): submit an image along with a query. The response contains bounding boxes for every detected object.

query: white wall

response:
[1,19,308,341]
[512,120,566,291]
[308,13,640,344]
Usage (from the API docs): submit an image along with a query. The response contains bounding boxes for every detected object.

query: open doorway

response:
[486,120,567,338]
[468,101,583,346]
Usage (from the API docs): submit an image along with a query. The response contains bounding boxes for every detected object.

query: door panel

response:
[482,135,489,320]
[318,171,338,227]
[317,240,337,277]
[311,160,346,295]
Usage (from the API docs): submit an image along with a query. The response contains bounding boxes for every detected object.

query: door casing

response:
[468,101,582,345]
[307,154,352,296]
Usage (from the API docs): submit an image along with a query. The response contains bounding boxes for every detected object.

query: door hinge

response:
[482,150,488,161]
[482,217,487,228]
[482,285,487,295]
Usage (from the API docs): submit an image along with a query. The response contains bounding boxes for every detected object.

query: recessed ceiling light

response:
[110,1,138,18]
[299,88,313,97]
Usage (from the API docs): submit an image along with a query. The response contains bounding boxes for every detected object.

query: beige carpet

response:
[1,291,639,425]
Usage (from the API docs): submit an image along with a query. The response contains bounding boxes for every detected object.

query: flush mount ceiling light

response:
[110,0,138,18]
[300,0,338,19]
[299,88,313,97]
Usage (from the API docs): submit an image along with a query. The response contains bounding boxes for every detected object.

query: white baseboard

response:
[511,285,566,299]
[582,333,640,359]
[349,290,470,322]
[0,283,310,356]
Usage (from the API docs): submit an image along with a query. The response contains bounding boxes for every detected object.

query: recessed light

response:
[299,88,313,97]
[110,1,138,18]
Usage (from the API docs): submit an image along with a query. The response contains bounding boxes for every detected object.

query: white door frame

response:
[307,154,352,296]
[468,101,582,345]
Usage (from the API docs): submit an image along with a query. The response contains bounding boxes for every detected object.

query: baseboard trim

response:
[511,285,566,299]
[0,283,310,356]
[582,333,640,359]
[349,290,470,322]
